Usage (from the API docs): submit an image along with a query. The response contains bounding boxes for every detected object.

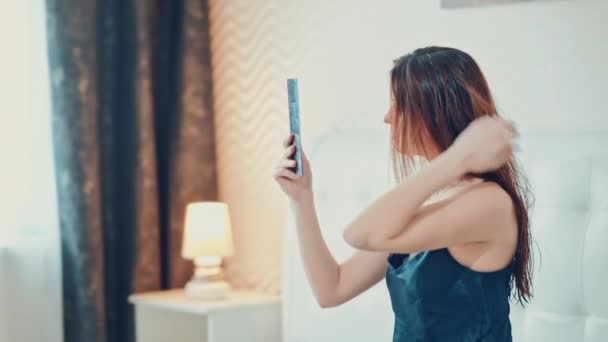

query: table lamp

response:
[181,201,234,300]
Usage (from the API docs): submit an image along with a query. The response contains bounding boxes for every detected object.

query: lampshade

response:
[181,202,234,259]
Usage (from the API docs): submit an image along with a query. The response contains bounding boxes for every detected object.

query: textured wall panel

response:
[209,0,322,292]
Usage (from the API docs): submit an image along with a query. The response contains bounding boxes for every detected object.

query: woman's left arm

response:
[343,116,517,253]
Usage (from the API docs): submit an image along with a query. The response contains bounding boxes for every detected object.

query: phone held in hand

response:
[287,78,303,176]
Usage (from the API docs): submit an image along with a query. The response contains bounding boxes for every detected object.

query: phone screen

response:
[287,78,303,176]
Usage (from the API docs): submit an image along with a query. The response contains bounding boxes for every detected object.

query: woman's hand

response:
[448,116,518,174]
[273,134,313,202]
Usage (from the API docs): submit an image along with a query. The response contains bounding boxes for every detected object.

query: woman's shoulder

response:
[472,180,513,210]
[432,177,509,206]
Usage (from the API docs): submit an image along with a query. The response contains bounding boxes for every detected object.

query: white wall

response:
[0,238,63,342]
[292,0,608,135]
[0,1,63,342]
[210,0,607,292]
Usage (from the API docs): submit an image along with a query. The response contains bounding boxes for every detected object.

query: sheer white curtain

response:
[0,1,62,342]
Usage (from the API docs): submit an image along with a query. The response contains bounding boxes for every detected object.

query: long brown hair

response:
[389,46,534,305]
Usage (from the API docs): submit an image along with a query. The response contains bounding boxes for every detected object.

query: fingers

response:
[503,127,516,140]
[503,133,517,154]
[509,121,518,136]
[503,142,514,155]
[278,159,296,168]
[272,165,299,181]
[283,134,294,147]
[283,144,296,159]
[495,119,517,157]
[504,120,520,151]
[272,155,298,180]
[275,135,303,182]
[494,118,518,146]
[502,118,518,136]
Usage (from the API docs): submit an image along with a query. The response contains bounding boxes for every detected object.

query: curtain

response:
[45,1,217,341]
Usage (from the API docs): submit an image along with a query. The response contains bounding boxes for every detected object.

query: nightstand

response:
[129,289,281,342]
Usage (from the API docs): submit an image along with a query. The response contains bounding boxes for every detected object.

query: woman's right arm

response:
[273,134,388,308]
[291,193,389,308]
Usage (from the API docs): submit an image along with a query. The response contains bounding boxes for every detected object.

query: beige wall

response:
[209,0,293,292]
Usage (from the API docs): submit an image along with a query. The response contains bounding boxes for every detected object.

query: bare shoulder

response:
[421,178,514,225]
[470,180,518,241]
[448,180,516,238]
[448,180,518,271]
[464,180,513,212]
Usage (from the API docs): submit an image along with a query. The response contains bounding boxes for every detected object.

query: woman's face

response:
[384,91,439,158]
[384,94,396,125]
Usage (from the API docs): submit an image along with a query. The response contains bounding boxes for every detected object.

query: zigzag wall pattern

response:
[209,0,321,292]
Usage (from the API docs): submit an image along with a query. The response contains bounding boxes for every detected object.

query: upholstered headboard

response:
[282,125,608,342]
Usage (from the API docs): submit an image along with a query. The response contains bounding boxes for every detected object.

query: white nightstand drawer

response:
[130,289,281,342]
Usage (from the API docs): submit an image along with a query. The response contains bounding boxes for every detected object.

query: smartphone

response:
[287,78,303,176]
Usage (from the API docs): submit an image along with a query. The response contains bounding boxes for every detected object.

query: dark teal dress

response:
[386,248,513,342]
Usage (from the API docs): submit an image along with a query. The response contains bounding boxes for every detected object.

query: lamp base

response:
[185,280,231,300]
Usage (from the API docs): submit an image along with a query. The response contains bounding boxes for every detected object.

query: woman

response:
[273,46,533,341]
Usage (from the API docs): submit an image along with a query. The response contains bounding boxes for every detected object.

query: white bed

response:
[282,124,608,342]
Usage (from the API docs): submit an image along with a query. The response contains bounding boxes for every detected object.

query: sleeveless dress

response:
[385,248,513,342]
